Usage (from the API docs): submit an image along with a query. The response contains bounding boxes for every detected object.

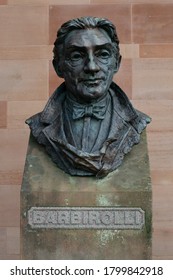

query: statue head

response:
[53,16,122,103]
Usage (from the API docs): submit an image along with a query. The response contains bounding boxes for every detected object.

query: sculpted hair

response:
[53,16,121,77]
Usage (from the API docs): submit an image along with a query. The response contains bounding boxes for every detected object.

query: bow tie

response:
[72,103,106,120]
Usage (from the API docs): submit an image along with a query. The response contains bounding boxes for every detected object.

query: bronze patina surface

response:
[26,17,151,177]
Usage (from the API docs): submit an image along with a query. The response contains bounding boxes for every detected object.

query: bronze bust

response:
[26,17,151,178]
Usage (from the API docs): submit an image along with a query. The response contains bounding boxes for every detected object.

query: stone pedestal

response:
[21,131,152,259]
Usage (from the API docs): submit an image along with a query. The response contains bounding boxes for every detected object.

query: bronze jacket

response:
[26,82,151,178]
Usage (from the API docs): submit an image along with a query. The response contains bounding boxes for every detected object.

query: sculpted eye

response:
[70,51,83,61]
[95,49,111,59]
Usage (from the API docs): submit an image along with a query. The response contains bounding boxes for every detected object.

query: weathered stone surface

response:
[21,130,152,259]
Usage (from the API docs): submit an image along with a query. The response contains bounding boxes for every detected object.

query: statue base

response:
[21,131,152,259]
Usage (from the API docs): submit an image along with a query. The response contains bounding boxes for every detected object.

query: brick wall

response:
[0,0,173,259]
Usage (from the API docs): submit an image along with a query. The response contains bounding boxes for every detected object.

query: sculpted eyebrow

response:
[66,46,86,51]
[95,43,113,49]
[66,43,113,50]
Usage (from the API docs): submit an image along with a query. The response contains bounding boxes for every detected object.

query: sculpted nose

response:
[84,53,100,73]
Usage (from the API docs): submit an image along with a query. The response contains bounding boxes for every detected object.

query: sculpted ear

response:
[52,59,64,78]
[114,55,122,74]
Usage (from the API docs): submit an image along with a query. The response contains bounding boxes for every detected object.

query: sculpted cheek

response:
[63,65,74,79]
[106,65,114,75]
[64,62,72,72]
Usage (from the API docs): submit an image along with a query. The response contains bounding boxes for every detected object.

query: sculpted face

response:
[60,28,120,103]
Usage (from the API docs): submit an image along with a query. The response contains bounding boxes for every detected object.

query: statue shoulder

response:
[131,110,151,133]
[25,83,66,138]
[25,112,44,139]
[110,82,151,133]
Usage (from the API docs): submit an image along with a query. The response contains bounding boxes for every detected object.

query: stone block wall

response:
[0,0,173,259]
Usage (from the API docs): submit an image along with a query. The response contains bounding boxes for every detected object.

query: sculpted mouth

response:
[81,78,103,85]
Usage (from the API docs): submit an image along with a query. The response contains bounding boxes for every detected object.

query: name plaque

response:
[28,207,145,229]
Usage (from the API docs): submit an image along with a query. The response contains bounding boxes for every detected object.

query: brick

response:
[0,101,7,128]
[0,6,48,46]
[133,4,173,43]
[0,60,48,101]
[132,59,173,100]
[49,4,131,44]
